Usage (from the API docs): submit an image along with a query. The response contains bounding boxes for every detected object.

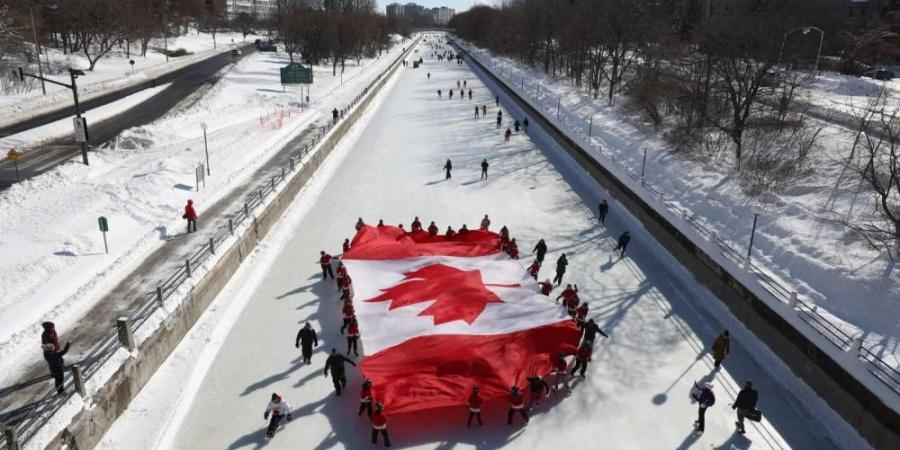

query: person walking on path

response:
[346,318,361,357]
[496,114,502,129]
[42,340,70,394]
[504,128,512,142]
[523,117,529,130]
[444,159,453,180]
[552,353,571,394]
[495,95,500,107]
[324,348,356,396]
[482,104,487,117]
[370,403,392,447]
[319,251,334,280]
[598,200,609,224]
[733,381,758,434]
[581,318,609,345]
[507,386,529,425]
[571,342,593,378]
[468,89,473,99]
[263,393,293,438]
[481,159,489,180]
[184,200,198,233]
[532,239,547,263]
[467,386,484,427]
[358,379,374,417]
[41,321,60,352]
[437,89,442,98]
[712,330,730,369]
[332,108,339,124]
[295,322,319,364]
[475,105,480,118]
[514,120,520,132]
[614,231,631,257]
[691,382,715,433]
[553,253,568,285]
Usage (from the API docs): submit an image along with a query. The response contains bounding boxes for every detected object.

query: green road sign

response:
[280,63,313,84]
[98,216,109,232]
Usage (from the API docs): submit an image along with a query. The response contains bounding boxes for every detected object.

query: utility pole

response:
[28,4,46,95]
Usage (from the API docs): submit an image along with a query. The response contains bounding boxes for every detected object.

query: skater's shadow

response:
[425,178,450,186]
[241,358,304,396]
[276,283,317,299]
[461,178,487,186]
[712,432,752,450]
[600,255,620,272]
[674,430,702,450]
[226,429,270,450]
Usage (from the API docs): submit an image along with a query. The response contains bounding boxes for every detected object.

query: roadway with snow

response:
[97,36,855,450]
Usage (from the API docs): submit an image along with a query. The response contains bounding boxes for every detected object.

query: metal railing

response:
[0,39,418,450]
[452,38,900,397]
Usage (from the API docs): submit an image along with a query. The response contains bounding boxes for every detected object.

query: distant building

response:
[386,2,454,25]
[386,3,405,20]
[432,6,455,25]
[224,0,280,19]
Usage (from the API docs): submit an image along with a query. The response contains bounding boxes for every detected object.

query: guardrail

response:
[0,39,417,450]
[450,39,900,397]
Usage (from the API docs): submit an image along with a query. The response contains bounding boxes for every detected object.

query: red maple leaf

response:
[365,263,519,325]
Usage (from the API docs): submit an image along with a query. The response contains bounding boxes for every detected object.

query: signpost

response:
[280,62,313,85]
[7,148,21,182]
[73,117,88,143]
[98,216,109,254]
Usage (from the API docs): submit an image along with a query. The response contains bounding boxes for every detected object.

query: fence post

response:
[258,190,264,203]
[289,157,295,171]
[228,219,234,235]
[588,116,593,139]
[244,202,249,218]
[640,148,648,182]
[116,317,136,352]
[185,259,192,278]
[208,238,215,255]
[4,427,20,450]
[281,167,285,180]
[270,176,275,191]
[849,337,863,357]
[789,292,798,309]
[72,365,86,398]
[156,286,164,306]
[556,98,560,118]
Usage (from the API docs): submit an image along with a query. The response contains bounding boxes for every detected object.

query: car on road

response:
[862,68,895,81]
[230,49,241,57]
[256,41,277,52]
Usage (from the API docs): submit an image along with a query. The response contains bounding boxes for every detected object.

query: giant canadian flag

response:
[342,225,580,414]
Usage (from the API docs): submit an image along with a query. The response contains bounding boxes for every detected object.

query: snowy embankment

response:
[0,31,248,128]
[0,40,408,387]
[454,40,900,375]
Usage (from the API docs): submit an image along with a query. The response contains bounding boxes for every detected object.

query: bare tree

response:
[71,0,123,71]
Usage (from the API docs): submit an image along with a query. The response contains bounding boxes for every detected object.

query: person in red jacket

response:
[504,127,512,142]
[411,217,423,232]
[41,322,60,352]
[556,284,577,307]
[355,217,365,231]
[575,302,589,329]
[527,260,540,280]
[507,386,529,425]
[427,221,438,236]
[339,275,353,299]
[445,226,456,238]
[336,261,348,280]
[480,214,490,231]
[552,353,571,394]
[340,299,355,334]
[571,342,592,378]
[370,403,391,447]
[358,379,374,417]
[538,279,553,296]
[183,199,198,233]
[466,386,484,427]
[499,233,510,252]
[319,251,334,280]
[346,318,361,357]
[342,239,351,253]
[508,239,519,259]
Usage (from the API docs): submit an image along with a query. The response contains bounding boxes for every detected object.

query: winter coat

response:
[528,262,540,277]
[428,224,438,235]
[360,385,373,403]
[556,256,568,273]
[532,241,547,258]
[576,345,592,362]
[576,305,589,321]
[343,241,351,252]
[467,392,484,412]
[538,282,552,296]
[698,387,715,408]
[184,201,198,220]
[265,400,292,418]
[411,219,422,232]
[371,411,388,429]
[320,254,332,265]
[733,388,758,410]
[324,353,356,378]
[712,335,730,361]
[295,327,318,350]
[508,391,525,409]
[480,218,490,230]
[582,322,608,341]
[342,303,355,318]
[347,322,360,338]
[527,376,550,395]
[41,322,60,352]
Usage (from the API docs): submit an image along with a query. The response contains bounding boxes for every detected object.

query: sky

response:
[379,0,495,13]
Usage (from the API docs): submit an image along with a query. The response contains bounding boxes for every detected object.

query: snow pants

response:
[266,413,284,436]
[506,407,529,425]
[371,428,391,446]
[321,264,334,280]
[571,359,589,378]
[696,406,707,431]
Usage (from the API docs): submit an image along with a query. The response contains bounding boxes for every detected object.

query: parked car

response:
[863,68,895,81]
[230,49,241,57]
[257,42,277,52]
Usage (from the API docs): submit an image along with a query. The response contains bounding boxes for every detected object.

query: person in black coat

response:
[553,253,568,285]
[614,231,631,257]
[481,159,489,180]
[444,159,453,180]
[295,322,319,364]
[43,341,71,394]
[324,348,357,396]
[581,318,608,345]
[598,200,609,224]
[532,239,548,263]
[733,381,758,434]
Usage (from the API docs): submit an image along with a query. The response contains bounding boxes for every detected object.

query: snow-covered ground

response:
[96,36,860,450]
[1,31,250,126]
[801,72,900,115]
[457,41,900,374]
[0,40,408,387]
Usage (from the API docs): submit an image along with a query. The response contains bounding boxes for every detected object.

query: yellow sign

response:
[7,149,21,161]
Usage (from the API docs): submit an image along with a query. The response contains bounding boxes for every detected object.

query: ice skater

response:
[263,393,292,438]
[598,200,609,224]
[507,386,529,425]
[295,322,319,364]
[613,231,631,257]
[359,379,374,417]
[532,239,547,263]
[481,158,489,180]
[691,382,715,433]
[733,381,758,434]
[553,253,568,285]
[319,251,334,280]
[324,348,356,396]
[444,159,452,180]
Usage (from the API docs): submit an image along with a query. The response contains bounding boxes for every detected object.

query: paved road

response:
[0,45,257,190]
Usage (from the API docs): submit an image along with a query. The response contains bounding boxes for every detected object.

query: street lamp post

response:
[201,122,210,176]
[747,202,765,261]
[27,4,46,95]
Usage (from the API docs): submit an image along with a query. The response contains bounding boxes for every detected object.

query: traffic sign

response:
[98,216,109,232]
[280,63,313,85]
[73,117,89,143]
[7,148,21,161]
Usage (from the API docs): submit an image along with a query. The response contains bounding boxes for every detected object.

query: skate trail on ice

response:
[102,38,841,449]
